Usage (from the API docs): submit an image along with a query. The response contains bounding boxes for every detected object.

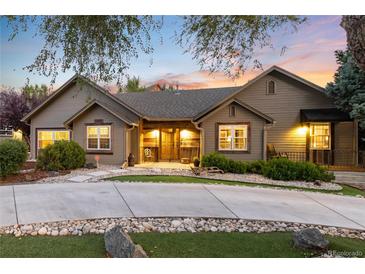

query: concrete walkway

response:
[1,182,365,230]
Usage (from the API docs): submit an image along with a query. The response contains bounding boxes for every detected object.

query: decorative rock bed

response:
[30,165,342,191]
[1,217,364,240]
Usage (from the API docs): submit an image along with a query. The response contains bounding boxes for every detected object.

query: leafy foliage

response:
[177,16,306,77]
[201,152,334,182]
[37,140,86,171]
[120,76,145,92]
[326,50,365,128]
[5,16,161,85]
[0,139,28,177]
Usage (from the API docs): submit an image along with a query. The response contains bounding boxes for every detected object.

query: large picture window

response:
[218,124,248,151]
[310,123,330,150]
[87,125,111,150]
[37,130,70,149]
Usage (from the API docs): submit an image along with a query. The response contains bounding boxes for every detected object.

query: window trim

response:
[309,122,331,150]
[0,127,13,137]
[266,80,276,95]
[37,129,71,149]
[216,123,250,153]
[86,125,112,151]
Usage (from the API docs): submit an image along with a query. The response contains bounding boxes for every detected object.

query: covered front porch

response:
[139,120,201,164]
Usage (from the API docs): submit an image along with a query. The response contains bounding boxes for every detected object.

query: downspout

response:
[192,121,205,161]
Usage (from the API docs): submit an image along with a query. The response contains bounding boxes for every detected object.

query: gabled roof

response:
[64,99,138,127]
[115,86,240,120]
[21,74,142,123]
[194,98,274,123]
[192,66,327,120]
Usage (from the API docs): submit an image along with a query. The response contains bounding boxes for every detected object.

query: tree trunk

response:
[341,16,365,71]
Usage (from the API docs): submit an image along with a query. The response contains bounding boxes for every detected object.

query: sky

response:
[0,16,346,92]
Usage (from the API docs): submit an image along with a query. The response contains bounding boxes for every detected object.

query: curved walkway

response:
[1,182,365,230]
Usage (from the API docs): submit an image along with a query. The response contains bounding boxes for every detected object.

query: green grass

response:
[0,234,106,258]
[107,175,365,197]
[1,232,364,258]
[130,232,365,258]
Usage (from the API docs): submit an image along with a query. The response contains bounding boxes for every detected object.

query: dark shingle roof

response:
[114,87,241,119]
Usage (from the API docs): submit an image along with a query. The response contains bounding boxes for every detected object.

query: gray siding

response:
[334,122,356,165]
[29,82,138,160]
[235,72,335,153]
[201,103,266,160]
[72,105,127,165]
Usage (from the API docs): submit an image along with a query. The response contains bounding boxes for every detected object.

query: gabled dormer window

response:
[267,80,276,95]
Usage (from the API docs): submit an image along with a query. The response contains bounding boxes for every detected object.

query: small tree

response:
[121,76,145,92]
[326,50,365,129]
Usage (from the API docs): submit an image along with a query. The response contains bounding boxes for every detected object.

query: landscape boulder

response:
[104,225,147,258]
[293,228,329,250]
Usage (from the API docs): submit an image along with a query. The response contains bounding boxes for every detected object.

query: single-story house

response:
[21,66,359,166]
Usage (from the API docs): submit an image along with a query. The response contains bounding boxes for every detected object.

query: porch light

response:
[152,130,159,138]
[180,129,191,139]
[297,126,308,136]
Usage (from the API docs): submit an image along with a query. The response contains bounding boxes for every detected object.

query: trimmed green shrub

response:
[37,140,86,171]
[262,158,335,182]
[0,139,28,177]
[201,152,334,182]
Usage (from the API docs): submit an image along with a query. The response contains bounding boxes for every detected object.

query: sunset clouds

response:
[0,16,346,90]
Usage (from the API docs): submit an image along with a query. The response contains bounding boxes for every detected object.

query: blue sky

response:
[0,16,346,91]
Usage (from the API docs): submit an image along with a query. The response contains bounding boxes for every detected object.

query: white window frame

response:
[87,125,111,151]
[0,127,13,137]
[37,129,71,149]
[310,122,331,150]
[218,124,248,151]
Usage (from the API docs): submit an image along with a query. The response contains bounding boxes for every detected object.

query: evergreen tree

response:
[326,50,365,129]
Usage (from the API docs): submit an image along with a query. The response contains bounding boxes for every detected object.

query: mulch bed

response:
[0,169,70,185]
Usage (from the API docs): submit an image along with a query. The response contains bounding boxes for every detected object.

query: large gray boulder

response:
[104,226,147,258]
[293,228,329,250]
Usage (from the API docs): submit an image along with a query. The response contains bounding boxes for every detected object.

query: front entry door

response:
[160,128,179,161]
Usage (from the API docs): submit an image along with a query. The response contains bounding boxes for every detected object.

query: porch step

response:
[334,172,365,184]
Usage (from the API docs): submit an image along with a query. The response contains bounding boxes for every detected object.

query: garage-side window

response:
[87,125,111,150]
[37,130,70,149]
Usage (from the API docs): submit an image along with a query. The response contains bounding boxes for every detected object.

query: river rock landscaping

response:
[1,217,364,240]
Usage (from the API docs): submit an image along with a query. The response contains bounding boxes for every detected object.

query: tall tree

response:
[0,89,31,144]
[5,16,161,85]
[4,16,305,84]
[177,16,306,77]
[22,84,48,108]
[122,76,145,92]
[326,50,365,129]
[341,16,365,71]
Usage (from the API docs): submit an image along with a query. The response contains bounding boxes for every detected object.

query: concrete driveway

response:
[1,182,365,230]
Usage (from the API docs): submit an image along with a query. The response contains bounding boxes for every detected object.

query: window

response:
[229,105,236,117]
[310,123,330,150]
[218,124,248,151]
[267,80,276,95]
[37,130,70,149]
[0,127,13,137]
[87,125,111,150]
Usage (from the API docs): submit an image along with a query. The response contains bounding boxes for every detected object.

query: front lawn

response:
[1,232,364,258]
[0,234,106,258]
[130,232,365,258]
[107,175,365,197]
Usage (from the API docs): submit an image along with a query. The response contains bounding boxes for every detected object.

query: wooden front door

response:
[160,128,179,161]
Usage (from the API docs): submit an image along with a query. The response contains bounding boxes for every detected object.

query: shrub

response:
[37,140,86,171]
[201,152,334,182]
[0,139,28,177]
[247,160,267,174]
[262,157,334,182]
